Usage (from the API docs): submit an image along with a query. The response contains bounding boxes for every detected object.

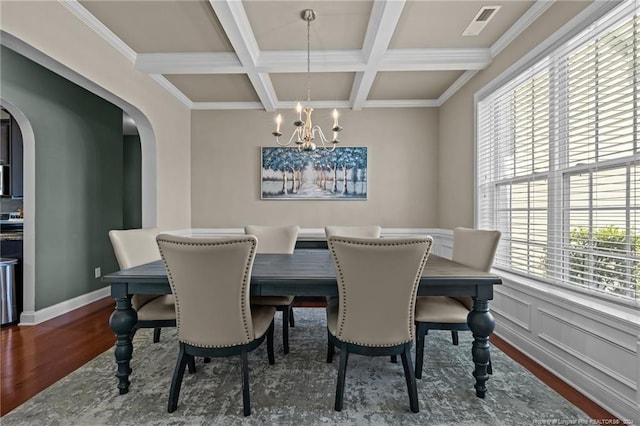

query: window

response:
[477,1,639,302]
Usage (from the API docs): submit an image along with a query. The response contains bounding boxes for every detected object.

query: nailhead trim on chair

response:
[158,237,257,348]
[328,237,432,347]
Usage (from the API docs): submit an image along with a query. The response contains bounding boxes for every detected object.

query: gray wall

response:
[123,135,142,229]
[191,108,439,228]
[1,46,123,310]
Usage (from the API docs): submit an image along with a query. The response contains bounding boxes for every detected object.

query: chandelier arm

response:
[313,126,329,144]
[312,126,336,151]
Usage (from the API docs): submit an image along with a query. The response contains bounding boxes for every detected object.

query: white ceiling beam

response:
[350,0,407,110]
[365,99,439,108]
[135,52,243,74]
[257,50,366,73]
[380,49,492,71]
[192,100,437,110]
[210,0,277,111]
[136,48,491,74]
[192,102,264,110]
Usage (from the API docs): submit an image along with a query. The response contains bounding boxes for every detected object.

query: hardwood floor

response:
[1,297,620,421]
[1,297,115,416]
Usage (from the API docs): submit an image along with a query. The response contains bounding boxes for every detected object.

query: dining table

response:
[103,249,502,399]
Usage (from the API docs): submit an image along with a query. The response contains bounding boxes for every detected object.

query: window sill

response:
[493,268,640,327]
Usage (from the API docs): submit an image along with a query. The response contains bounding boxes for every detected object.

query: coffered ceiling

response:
[65,0,558,111]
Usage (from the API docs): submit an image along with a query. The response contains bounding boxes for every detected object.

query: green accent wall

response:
[1,46,123,310]
[123,135,142,229]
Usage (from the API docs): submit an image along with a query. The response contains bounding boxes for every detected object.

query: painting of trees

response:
[261,147,367,199]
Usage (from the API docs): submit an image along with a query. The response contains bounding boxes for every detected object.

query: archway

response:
[1,31,158,324]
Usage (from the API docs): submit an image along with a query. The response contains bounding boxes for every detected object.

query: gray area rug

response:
[3,308,589,425]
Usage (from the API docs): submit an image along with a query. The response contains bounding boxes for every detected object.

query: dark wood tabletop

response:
[103,250,501,297]
[104,249,501,398]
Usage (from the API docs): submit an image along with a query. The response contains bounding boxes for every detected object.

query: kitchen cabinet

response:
[0,113,23,198]
[10,116,23,198]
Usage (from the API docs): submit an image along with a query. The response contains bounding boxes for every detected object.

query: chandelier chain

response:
[306,17,311,105]
[271,9,342,152]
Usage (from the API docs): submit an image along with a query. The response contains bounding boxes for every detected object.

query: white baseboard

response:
[19,286,111,325]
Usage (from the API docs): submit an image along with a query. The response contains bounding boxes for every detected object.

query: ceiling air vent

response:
[462,6,501,36]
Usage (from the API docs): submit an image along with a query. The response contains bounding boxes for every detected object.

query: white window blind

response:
[477,1,640,302]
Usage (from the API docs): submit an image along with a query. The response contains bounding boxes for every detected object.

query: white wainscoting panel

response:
[493,273,640,423]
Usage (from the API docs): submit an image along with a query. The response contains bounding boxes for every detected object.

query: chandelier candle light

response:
[272,9,342,152]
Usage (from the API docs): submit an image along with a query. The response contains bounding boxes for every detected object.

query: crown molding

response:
[490,0,556,58]
[59,0,136,63]
[148,75,193,107]
[437,70,478,106]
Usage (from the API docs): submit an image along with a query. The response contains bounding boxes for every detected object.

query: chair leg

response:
[451,330,459,346]
[326,332,335,363]
[334,348,350,412]
[401,345,419,413]
[390,355,397,363]
[415,323,427,379]
[289,306,295,327]
[168,345,188,413]
[281,307,290,355]
[187,355,196,374]
[241,351,251,416]
[153,327,161,343]
[267,320,275,365]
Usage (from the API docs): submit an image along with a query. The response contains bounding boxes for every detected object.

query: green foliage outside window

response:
[568,226,639,299]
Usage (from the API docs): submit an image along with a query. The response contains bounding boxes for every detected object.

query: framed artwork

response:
[261,147,367,200]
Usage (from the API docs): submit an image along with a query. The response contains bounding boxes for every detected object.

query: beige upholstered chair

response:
[414,227,501,379]
[324,225,381,308]
[156,234,275,417]
[109,228,175,342]
[326,235,433,413]
[324,225,382,239]
[244,225,299,354]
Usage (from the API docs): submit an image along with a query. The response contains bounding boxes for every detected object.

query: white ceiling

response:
[64,0,567,111]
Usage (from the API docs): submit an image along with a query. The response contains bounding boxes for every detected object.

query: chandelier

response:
[272,9,342,152]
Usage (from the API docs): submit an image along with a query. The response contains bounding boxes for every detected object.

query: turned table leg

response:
[467,297,495,398]
[109,284,137,395]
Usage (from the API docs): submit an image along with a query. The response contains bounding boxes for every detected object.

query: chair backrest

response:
[451,227,501,311]
[324,225,382,238]
[244,225,299,254]
[156,234,258,348]
[109,228,162,270]
[452,227,501,272]
[328,236,433,346]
